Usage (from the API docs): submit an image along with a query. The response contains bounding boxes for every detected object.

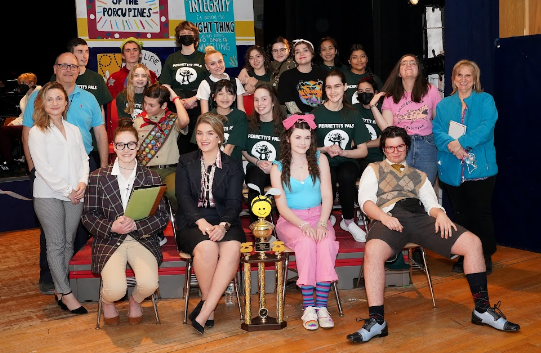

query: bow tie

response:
[391,163,404,172]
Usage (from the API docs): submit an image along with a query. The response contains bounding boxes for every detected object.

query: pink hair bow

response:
[282,114,317,130]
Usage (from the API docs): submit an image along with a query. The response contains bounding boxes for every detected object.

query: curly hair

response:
[243,45,271,76]
[124,63,152,116]
[279,120,320,191]
[249,83,284,136]
[33,82,69,132]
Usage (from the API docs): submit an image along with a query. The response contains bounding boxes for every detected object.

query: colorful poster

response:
[86,0,170,40]
[184,0,238,67]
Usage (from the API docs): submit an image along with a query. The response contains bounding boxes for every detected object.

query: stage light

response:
[422,53,445,76]
[409,0,420,4]
[408,0,445,8]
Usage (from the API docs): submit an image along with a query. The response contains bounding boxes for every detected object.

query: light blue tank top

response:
[273,151,322,210]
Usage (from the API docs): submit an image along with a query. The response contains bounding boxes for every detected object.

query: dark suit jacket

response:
[175,150,243,229]
[82,164,169,274]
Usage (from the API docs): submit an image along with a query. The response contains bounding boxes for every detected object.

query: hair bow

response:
[282,114,317,130]
[292,39,314,50]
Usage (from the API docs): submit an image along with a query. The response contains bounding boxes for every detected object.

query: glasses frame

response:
[384,144,407,153]
[56,63,79,71]
[114,142,138,150]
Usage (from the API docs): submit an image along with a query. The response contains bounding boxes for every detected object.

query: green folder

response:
[124,184,166,220]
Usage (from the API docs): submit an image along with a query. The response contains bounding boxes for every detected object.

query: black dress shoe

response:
[452,256,464,273]
[205,319,214,328]
[192,319,205,334]
[188,300,205,322]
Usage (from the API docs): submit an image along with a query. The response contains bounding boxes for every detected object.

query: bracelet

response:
[299,221,309,229]
[369,104,377,108]
[172,96,181,102]
[317,221,327,228]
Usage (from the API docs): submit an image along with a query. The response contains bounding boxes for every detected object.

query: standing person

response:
[133,83,189,213]
[278,39,326,113]
[28,82,89,315]
[312,70,370,241]
[22,52,106,294]
[82,118,169,326]
[116,63,153,120]
[191,79,248,163]
[271,115,338,330]
[269,36,297,90]
[433,60,498,274]
[175,112,246,334]
[343,44,383,105]
[196,46,245,114]
[317,36,343,72]
[242,84,284,221]
[160,21,208,154]
[106,37,159,100]
[347,126,519,344]
[377,54,442,185]
[354,77,386,172]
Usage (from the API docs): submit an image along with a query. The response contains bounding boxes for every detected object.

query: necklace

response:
[119,165,135,170]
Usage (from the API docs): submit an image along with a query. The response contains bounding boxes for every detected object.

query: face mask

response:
[178,35,195,46]
[18,84,30,95]
[358,92,374,105]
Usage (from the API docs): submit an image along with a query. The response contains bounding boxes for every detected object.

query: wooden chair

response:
[356,242,436,308]
[95,276,161,329]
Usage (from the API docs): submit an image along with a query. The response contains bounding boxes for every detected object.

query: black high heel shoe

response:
[192,319,205,334]
[205,319,214,328]
[56,295,68,311]
[60,291,88,315]
[188,300,205,323]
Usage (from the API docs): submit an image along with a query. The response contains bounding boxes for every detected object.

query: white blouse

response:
[29,120,89,201]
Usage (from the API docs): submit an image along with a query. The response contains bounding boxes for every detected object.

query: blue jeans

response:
[406,134,437,185]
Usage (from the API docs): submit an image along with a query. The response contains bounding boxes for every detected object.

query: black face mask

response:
[178,35,195,46]
[358,92,374,105]
[18,84,30,95]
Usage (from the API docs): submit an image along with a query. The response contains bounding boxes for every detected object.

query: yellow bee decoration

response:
[248,183,281,219]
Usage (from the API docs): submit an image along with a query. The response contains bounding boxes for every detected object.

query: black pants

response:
[245,165,271,221]
[176,91,201,155]
[39,152,99,284]
[441,175,497,256]
[330,161,361,220]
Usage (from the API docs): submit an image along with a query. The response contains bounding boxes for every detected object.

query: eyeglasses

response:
[272,48,288,54]
[56,63,79,71]
[384,144,407,153]
[400,60,418,67]
[114,142,138,150]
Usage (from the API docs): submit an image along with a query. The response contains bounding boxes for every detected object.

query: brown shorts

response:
[366,202,468,258]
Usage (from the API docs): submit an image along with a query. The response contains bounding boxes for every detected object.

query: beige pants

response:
[101,236,159,303]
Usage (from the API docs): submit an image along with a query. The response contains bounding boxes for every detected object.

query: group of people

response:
[18,20,520,344]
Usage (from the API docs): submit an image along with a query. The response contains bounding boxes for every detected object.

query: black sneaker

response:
[39,279,55,295]
[472,301,520,332]
[347,317,388,343]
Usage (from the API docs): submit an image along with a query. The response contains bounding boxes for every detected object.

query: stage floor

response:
[1,228,540,353]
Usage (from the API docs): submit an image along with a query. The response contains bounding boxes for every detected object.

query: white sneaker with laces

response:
[340,219,366,242]
[329,214,336,226]
[316,307,334,328]
[301,306,319,330]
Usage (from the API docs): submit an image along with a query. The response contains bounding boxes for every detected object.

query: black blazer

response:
[175,150,243,229]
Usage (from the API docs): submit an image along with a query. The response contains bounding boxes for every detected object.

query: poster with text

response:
[185,0,238,68]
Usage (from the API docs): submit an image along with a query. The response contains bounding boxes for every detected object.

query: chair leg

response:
[233,273,244,321]
[183,260,192,324]
[356,261,364,288]
[281,253,290,309]
[151,291,161,324]
[420,247,436,308]
[96,279,103,330]
[332,281,344,316]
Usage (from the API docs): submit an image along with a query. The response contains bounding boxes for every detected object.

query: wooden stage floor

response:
[1,228,540,353]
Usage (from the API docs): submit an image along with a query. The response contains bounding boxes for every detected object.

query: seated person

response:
[347,126,520,344]
[270,114,338,331]
[81,118,169,326]
[175,112,246,334]
[133,83,189,212]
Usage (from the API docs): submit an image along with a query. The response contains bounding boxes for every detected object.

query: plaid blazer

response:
[81,165,169,274]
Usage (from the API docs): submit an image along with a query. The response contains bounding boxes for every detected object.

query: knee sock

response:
[315,282,331,308]
[301,285,315,308]
[466,272,490,313]
[368,305,385,324]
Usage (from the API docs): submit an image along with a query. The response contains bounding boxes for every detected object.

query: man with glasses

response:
[347,126,520,344]
[22,52,106,295]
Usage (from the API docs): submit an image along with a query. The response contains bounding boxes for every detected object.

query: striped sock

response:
[301,286,315,309]
[315,282,331,308]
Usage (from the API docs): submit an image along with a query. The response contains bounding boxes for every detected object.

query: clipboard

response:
[124,184,166,220]
[448,120,466,139]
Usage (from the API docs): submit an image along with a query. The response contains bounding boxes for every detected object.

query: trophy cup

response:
[240,184,287,331]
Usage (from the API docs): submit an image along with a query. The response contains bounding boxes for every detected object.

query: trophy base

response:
[241,316,287,331]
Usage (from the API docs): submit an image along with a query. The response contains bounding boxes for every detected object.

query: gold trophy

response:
[240,184,287,331]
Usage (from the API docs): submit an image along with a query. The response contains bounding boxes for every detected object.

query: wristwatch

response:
[220,222,231,231]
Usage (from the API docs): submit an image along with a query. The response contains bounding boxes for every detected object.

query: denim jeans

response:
[406,134,437,185]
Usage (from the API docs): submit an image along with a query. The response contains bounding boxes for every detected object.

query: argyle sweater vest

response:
[371,161,427,210]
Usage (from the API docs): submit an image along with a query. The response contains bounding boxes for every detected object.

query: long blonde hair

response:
[124,63,152,116]
[32,82,69,132]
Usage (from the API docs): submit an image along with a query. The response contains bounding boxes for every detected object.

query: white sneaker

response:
[301,306,319,330]
[316,307,334,328]
[329,214,336,226]
[340,219,366,242]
